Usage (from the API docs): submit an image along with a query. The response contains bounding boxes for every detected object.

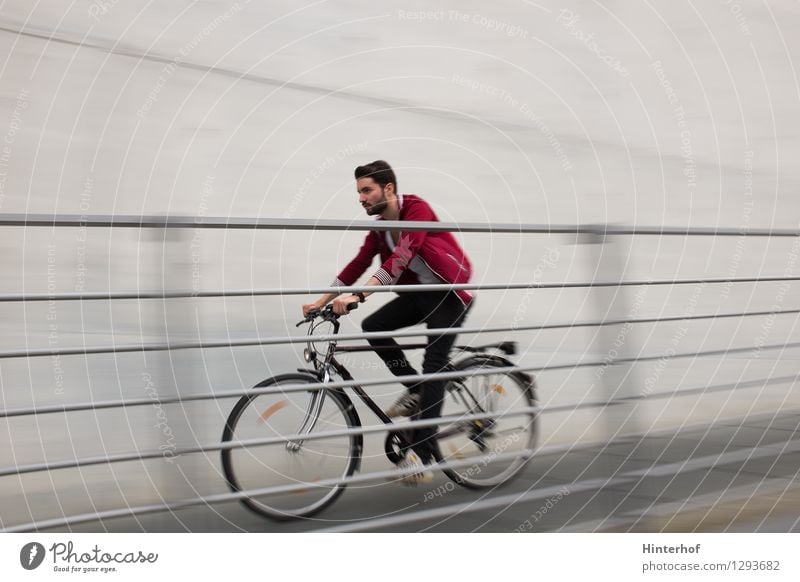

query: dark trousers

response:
[361,291,470,463]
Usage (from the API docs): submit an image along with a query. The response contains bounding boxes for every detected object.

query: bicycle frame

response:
[296,306,526,458]
[303,316,404,427]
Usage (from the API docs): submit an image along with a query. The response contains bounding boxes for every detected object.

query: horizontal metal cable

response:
[0,407,537,477]
[2,372,796,479]
[1,213,798,237]
[317,438,800,532]
[0,365,533,418]
[4,306,799,360]
[543,373,800,415]
[559,475,800,533]
[0,448,535,533]
[4,275,800,303]
[1,405,792,530]
[7,435,798,533]
[2,339,799,419]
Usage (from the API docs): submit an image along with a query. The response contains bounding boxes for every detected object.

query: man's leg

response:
[361,294,425,389]
[410,292,470,463]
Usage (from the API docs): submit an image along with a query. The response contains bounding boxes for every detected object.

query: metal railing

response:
[1,213,798,532]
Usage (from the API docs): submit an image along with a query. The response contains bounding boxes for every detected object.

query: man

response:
[302,160,474,485]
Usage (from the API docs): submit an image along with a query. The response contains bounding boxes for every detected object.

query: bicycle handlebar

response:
[296,302,358,327]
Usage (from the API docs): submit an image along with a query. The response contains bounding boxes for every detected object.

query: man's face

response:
[357,177,389,216]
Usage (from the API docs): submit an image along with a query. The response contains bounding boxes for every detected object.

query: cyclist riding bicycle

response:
[302,160,474,485]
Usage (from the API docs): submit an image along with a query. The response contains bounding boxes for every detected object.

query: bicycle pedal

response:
[467,419,496,452]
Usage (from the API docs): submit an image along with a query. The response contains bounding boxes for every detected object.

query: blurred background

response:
[0,0,798,531]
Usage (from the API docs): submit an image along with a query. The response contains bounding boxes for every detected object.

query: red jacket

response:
[332,194,474,306]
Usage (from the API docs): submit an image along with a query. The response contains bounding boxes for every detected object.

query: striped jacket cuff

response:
[372,268,393,286]
[330,278,346,288]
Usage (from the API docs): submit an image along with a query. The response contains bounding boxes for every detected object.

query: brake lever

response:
[296,309,321,327]
[325,302,358,319]
[298,302,357,326]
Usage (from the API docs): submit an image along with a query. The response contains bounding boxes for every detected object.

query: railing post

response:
[150,225,201,526]
[583,226,651,526]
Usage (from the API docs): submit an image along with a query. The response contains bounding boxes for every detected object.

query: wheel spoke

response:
[221,375,359,520]
[435,361,537,488]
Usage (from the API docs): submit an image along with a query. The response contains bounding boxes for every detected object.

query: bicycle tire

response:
[432,356,538,489]
[221,373,362,521]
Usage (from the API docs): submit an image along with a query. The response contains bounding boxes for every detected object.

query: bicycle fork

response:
[285,373,330,453]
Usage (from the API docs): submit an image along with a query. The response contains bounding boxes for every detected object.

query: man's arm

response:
[307,275,384,316]
[330,275,381,315]
[330,201,437,314]
[302,231,379,316]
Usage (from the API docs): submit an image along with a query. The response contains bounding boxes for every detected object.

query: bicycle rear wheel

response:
[221,373,361,521]
[433,357,537,489]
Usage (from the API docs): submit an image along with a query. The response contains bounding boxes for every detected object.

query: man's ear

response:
[385,182,396,197]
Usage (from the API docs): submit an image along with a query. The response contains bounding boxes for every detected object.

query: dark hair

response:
[354,160,397,192]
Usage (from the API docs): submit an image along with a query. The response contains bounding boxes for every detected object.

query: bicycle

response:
[220,304,538,521]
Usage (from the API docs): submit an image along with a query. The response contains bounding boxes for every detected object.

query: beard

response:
[363,190,388,215]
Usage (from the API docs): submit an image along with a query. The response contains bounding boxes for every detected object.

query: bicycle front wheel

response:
[221,373,361,521]
[434,357,538,489]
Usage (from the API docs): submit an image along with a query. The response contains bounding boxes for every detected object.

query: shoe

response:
[394,451,434,486]
[384,391,421,418]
